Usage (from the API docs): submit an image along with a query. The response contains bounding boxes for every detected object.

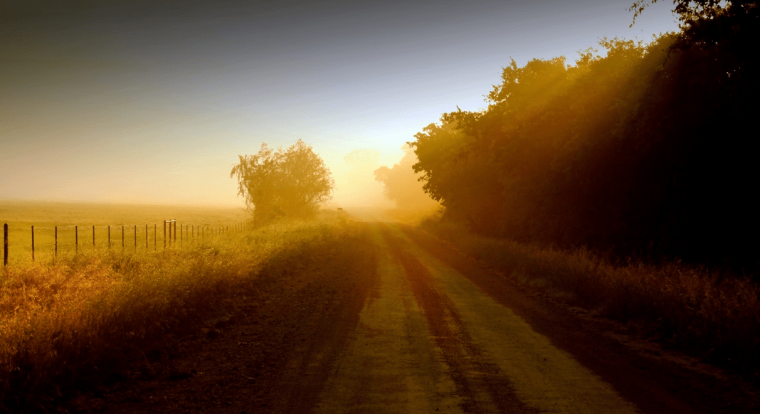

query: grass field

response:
[1,201,250,261]
[0,202,353,411]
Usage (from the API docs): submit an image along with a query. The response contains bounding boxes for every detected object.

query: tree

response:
[230,140,334,225]
[409,16,760,269]
[373,145,439,210]
[630,0,757,26]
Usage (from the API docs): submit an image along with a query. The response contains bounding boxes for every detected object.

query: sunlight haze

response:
[1,0,678,207]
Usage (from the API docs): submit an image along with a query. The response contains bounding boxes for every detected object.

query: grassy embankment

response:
[0,201,355,411]
[419,216,760,380]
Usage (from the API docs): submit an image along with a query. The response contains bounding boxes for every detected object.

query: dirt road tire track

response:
[67,221,759,414]
[398,224,758,414]
[381,225,537,414]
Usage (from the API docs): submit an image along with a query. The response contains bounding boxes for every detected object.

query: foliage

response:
[373,145,440,210]
[231,140,334,225]
[631,0,758,27]
[409,6,760,271]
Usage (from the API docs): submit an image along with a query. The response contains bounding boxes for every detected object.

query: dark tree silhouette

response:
[410,2,759,274]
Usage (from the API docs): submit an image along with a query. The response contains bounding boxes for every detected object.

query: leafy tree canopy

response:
[409,5,759,272]
[231,140,334,225]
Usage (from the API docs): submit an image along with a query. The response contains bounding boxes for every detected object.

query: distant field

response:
[0,201,249,261]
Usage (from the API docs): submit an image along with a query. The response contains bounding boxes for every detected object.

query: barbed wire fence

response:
[2,219,254,267]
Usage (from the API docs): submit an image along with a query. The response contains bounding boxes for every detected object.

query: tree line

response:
[408,0,759,273]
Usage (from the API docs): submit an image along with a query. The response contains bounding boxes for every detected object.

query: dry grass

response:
[420,219,760,379]
[0,211,355,411]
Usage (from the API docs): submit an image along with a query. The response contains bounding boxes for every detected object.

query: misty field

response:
[1,201,250,261]
[0,203,353,411]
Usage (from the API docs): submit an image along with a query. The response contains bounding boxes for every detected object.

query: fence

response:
[2,220,254,266]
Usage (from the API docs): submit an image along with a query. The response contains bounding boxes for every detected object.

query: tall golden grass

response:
[0,212,354,411]
[420,219,760,378]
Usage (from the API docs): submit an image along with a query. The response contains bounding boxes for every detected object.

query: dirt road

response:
[70,222,758,414]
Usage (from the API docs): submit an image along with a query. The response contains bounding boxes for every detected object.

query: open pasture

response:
[1,201,249,262]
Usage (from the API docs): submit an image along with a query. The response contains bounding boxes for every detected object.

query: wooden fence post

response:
[121,225,124,250]
[75,225,78,255]
[173,220,177,246]
[146,225,148,249]
[31,226,35,262]
[3,224,7,267]
[3,223,8,267]
[134,225,137,251]
[93,225,95,247]
[55,226,58,258]
[163,221,166,250]
[108,226,111,249]
[154,224,157,251]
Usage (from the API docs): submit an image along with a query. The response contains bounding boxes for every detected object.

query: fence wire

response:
[2,221,252,265]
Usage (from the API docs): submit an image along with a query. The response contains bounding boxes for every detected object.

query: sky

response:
[0,0,679,207]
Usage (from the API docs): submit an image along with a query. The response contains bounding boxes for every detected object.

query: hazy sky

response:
[1,0,679,207]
